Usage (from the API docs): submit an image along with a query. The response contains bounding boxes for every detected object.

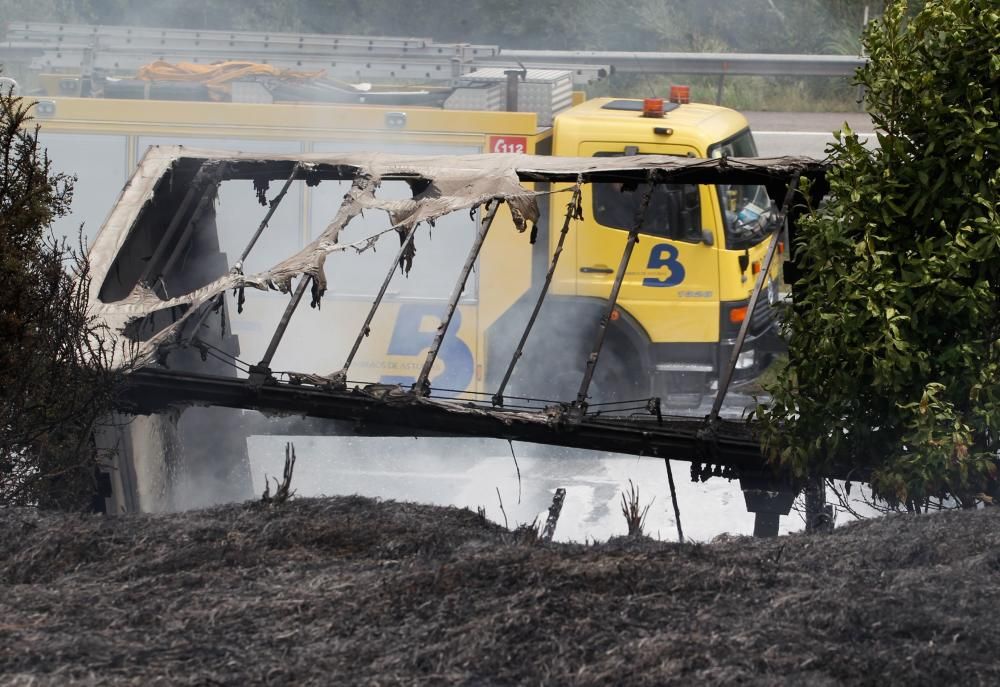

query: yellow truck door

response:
[575,142,721,345]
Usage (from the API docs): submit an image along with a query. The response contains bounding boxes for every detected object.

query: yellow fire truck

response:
[11,22,783,408]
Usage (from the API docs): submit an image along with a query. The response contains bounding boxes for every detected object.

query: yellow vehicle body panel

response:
[549,97,769,346]
[35,96,549,396]
[551,98,752,158]
[574,140,721,344]
[32,96,540,140]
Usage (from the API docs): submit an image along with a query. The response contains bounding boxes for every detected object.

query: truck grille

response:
[748,288,778,336]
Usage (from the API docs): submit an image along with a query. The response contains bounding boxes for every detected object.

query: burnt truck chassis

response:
[93,147,831,535]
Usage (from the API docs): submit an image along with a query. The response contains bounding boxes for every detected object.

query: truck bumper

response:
[648,319,786,405]
[719,320,787,384]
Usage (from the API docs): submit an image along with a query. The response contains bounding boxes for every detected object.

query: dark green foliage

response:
[0,82,126,508]
[758,0,1000,504]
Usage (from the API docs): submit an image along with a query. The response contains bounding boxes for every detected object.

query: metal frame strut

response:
[709,177,799,422]
[139,162,227,297]
[412,199,500,396]
[332,221,422,387]
[493,184,582,407]
[234,163,301,273]
[249,274,312,384]
[572,177,655,414]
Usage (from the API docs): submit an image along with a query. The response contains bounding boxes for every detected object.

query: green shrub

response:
[0,82,126,509]
[758,0,1000,505]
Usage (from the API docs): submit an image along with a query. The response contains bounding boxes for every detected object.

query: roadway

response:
[746,110,876,157]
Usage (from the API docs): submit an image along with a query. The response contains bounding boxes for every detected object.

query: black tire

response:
[504,329,644,411]
[587,338,645,411]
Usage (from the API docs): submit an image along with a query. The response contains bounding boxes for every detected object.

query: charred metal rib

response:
[493,183,582,408]
[234,162,302,274]
[138,161,227,296]
[118,367,771,470]
[710,177,799,422]
[572,175,655,415]
[412,199,500,397]
[331,220,422,389]
[248,274,312,386]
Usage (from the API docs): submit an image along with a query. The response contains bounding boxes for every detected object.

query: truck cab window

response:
[708,130,775,250]
[591,152,702,242]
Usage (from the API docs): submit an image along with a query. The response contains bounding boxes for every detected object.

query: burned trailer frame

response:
[93,146,829,532]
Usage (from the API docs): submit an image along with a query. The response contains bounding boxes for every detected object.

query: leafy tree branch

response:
[759,0,1000,506]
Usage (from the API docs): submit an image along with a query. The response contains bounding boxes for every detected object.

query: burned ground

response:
[2,496,998,685]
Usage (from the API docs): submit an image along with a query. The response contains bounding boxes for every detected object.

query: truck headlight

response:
[735,349,755,370]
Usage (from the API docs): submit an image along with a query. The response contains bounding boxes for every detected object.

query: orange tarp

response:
[135,60,326,100]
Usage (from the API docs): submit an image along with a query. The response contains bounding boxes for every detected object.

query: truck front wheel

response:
[505,331,645,411]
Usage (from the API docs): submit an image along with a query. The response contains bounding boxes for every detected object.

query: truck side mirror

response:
[700,229,714,246]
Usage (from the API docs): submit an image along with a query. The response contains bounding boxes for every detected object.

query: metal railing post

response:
[412,200,500,396]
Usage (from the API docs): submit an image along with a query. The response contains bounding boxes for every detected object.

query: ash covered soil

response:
[2,497,999,686]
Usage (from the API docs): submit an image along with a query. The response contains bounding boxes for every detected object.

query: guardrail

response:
[3,23,865,76]
[506,50,866,104]
[1,21,866,96]
[0,22,613,86]
[504,50,866,78]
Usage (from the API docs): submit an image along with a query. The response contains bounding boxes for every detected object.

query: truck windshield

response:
[708,130,775,250]
[591,152,702,242]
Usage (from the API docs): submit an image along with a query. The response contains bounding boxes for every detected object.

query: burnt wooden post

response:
[541,488,566,542]
[804,476,833,533]
[413,199,500,396]
[664,458,685,543]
